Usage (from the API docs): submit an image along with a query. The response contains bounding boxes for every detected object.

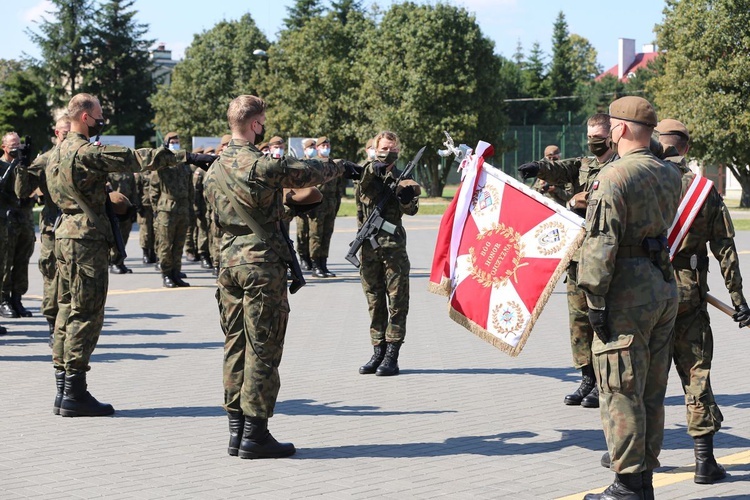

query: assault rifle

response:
[345,145,426,268]
[105,187,127,266]
[280,220,306,294]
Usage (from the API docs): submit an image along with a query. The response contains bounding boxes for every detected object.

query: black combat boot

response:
[199,253,213,270]
[142,248,151,264]
[171,271,190,287]
[376,342,401,376]
[601,451,611,468]
[694,433,726,484]
[564,364,596,405]
[320,258,336,278]
[149,249,157,263]
[227,412,245,457]
[359,341,387,374]
[60,372,115,417]
[162,273,177,288]
[11,294,32,317]
[581,385,600,408]
[311,258,326,278]
[0,295,19,318]
[641,470,654,500]
[110,263,132,274]
[53,370,65,415]
[299,254,313,271]
[0,324,6,335]
[238,417,295,459]
[47,318,55,348]
[583,473,643,499]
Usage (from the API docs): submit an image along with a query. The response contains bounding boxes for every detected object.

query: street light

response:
[253,49,267,57]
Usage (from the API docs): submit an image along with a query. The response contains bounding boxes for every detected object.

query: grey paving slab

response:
[1,215,749,499]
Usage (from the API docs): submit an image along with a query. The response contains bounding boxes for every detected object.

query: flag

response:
[429,145,585,356]
[667,174,713,260]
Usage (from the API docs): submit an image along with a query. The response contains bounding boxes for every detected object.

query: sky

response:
[4,0,667,72]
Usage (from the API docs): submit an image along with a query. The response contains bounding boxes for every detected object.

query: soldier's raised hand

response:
[518,161,540,179]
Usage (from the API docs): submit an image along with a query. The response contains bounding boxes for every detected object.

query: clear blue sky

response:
[4,0,667,71]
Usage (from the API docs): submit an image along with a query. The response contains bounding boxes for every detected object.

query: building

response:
[150,43,178,87]
[596,38,659,83]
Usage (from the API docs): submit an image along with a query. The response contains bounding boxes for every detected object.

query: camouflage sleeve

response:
[400,196,419,216]
[576,169,623,310]
[255,155,344,189]
[16,152,47,198]
[149,171,161,207]
[706,189,746,306]
[79,143,186,173]
[536,157,583,185]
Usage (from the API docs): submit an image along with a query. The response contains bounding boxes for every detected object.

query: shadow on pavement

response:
[275,398,457,417]
[115,405,225,418]
[664,392,750,409]
[103,313,184,320]
[100,329,180,336]
[401,366,580,383]
[96,341,223,350]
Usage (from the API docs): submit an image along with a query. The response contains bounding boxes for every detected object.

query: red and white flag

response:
[429,144,585,356]
[668,174,713,260]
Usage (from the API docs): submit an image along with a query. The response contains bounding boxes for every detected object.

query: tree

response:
[151,14,270,141]
[283,0,325,30]
[85,0,155,146]
[546,12,579,122]
[649,0,750,204]
[0,62,53,155]
[570,34,601,82]
[510,42,549,125]
[26,0,94,108]
[360,2,507,196]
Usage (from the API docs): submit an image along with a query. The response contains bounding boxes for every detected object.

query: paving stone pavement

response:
[1,215,749,499]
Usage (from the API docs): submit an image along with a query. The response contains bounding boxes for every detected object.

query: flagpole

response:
[706,293,748,328]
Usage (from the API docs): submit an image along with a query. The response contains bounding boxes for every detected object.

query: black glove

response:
[397,185,416,204]
[733,303,750,328]
[588,308,610,343]
[518,161,540,179]
[373,161,389,176]
[186,153,217,170]
[340,160,363,180]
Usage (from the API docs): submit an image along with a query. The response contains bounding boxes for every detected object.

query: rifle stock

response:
[280,221,306,294]
[105,194,127,266]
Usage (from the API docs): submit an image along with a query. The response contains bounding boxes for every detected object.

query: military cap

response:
[192,146,204,154]
[302,138,315,149]
[257,142,269,151]
[108,191,132,216]
[268,136,284,146]
[204,146,216,154]
[164,131,179,142]
[220,134,232,146]
[284,187,323,206]
[544,145,560,156]
[655,119,689,140]
[316,136,330,147]
[608,96,657,127]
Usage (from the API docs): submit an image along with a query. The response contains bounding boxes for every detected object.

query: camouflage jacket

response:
[316,157,347,199]
[16,148,59,232]
[46,132,185,240]
[150,162,194,215]
[531,178,574,205]
[135,171,153,209]
[108,171,137,201]
[577,148,682,311]
[203,139,344,267]
[536,153,618,198]
[354,160,419,249]
[670,157,746,307]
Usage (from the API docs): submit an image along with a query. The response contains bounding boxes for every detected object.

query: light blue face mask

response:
[305,148,316,158]
[318,147,330,157]
[168,143,180,151]
[272,148,284,158]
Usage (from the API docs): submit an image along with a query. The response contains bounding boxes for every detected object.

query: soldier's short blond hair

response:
[55,115,71,131]
[227,95,267,134]
[68,93,100,120]
[2,131,20,147]
[373,130,400,150]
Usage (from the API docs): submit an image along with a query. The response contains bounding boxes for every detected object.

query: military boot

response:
[376,342,401,376]
[60,372,115,417]
[238,417,295,459]
[142,248,151,264]
[564,364,596,405]
[359,341,387,374]
[601,451,611,468]
[47,318,55,348]
[162,273,177,288]
[641,470,654,500]
[320,258,336,278]
[199,253,213,270]
[227,412,245,457]
[110,263,132,274]
[299,254,313,271]
[581,385,600,408]
[149,249,157,263]
[311,258,326,278]
[171,271,190,287]
[694,433,726,484]
[0,295,19,318]
[11,294,33,317]
[583,473,643,500]
[52,370,65,415]
[0,324,6,335]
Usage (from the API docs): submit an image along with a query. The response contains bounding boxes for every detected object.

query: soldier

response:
[14,116,70,344]
[353,131,420,376]
[309,136,347,278]
[576,97,683,499]
[531,145,574,206]
[655,119,748,484]
[0,132,35,318]
[267,136,285,159]
[46,93,212,417]
[136,169,156,264]
[203,94,357,458]
[296,138,316,270]
[519,115,618,409]
[364,138,376,162]
[151,132,197,288]
[107,171,138,274]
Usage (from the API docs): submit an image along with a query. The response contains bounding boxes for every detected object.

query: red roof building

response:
[596,38,659,83]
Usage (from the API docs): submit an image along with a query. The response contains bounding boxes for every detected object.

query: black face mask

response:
[376,151,398,165]
[255,123,266,144]
[587,137,609,157]
[8,148,19,159]
[87,116,106,138]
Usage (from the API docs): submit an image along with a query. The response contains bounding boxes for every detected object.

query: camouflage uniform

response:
[536,155,617,368]
[669,157,744,438]
[135,171,155,258]
[107,171,138,257]
[296,214,310,263]
[577,147,682,473]
[192,167,211,261]
[15,148,60,323]
[354,161,419,344]
[203,138,343,418]
[2,159,35,301]
[183,164,199,259]
[309,158,346,261]
[46,132,183,374]
[0,161,13,299]
[532,177,574,206]
[150,161,194,278]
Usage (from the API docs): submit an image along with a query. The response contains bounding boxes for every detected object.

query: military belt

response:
[672,253,709,271]
[616,246,650,258]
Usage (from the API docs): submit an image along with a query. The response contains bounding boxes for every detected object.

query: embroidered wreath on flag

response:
[492,301,524,334]
[468,222,527,288]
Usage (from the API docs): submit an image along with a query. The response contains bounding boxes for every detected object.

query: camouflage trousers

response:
[217,262,289,418]
[38,230,58,322]
[567,263,594,369]
[110,217,133,263]
[138,207,154,251]
[195,213,210,257]
[310,198,338,259]
[360,242,410,344]
[209,212,223,268]
[154,210,188,275]
[53,238,109,374]
[673,303,723,437]
[594,296,677,473]
[0,220,7,295]
[183,210,198,256]
[3,216,36,296]
[296,214,310,257]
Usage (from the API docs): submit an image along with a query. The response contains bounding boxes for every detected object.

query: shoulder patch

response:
[591,180,600,190]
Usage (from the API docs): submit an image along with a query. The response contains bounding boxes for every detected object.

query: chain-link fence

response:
[496,124,588,176]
